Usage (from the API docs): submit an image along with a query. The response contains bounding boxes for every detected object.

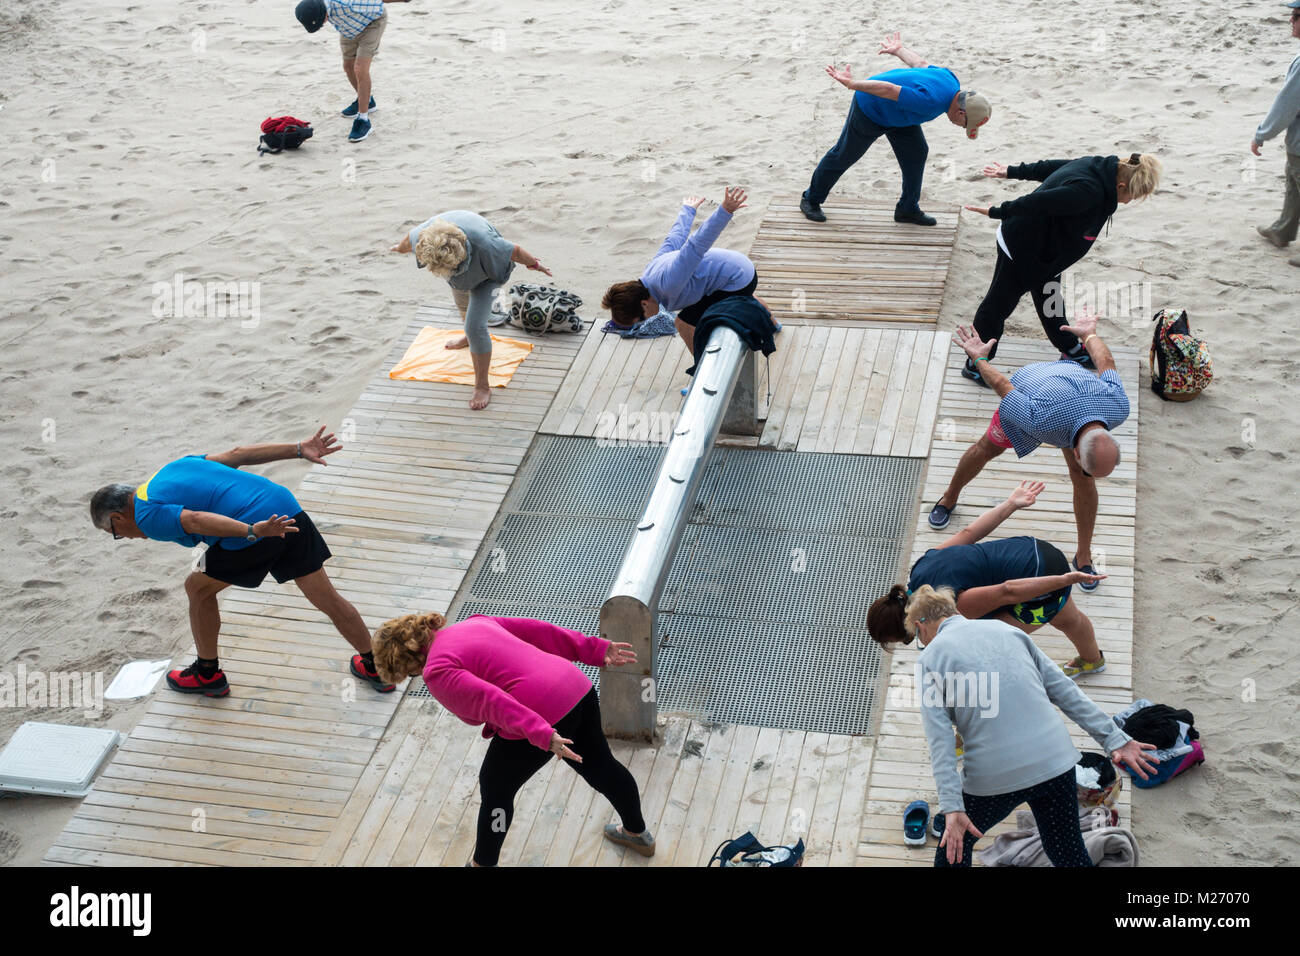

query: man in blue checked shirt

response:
[295,0,410,143]
[928,311,1129,593]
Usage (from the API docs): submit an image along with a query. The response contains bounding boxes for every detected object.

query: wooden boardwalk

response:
[748,197,959,328]
[42,306,583,866]
[857,338,1141,865]
[41,198,1142,868]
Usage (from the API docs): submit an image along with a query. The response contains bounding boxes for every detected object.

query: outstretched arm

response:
[487,617,611,668]
[826,64,902,101]
[953,325,1014,397]
[879,31,928,68]
[652,200,702,258]
[511,244,552,276]
[205,426,342,469]
[426,664,560,752]
[937,481,1044,550]
[1060,309,1116,375]
[956,570,1105,619]
[644,188,746,300]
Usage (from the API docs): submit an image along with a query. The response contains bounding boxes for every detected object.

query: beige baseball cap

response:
[960,91,992,139]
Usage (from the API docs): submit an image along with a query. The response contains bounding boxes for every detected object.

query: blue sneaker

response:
[1072,556,1101,592]
[960,358,990,388]
[348,116,372,143]
[341,96,376,118]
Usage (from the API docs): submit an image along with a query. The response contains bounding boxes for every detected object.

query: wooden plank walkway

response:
[748,197,959,329]
[857,338,1141,866]
[42,306,584,867]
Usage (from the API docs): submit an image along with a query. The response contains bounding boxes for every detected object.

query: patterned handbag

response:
[506,283,584,334]
[1149,308,1212,402]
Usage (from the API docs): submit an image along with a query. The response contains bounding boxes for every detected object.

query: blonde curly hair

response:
[903,584,958,638]
[414,221,469,277]
[371,612,445,685]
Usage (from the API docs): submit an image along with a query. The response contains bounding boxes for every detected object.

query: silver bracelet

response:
[296,442,302,459]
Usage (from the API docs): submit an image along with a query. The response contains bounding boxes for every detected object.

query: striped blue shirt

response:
[997,361,1129,458]
[328,0,385,39]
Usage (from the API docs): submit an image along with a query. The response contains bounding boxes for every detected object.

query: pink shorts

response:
[986,409,1014,450]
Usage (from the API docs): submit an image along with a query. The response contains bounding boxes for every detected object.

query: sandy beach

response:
[1,0,1297,866]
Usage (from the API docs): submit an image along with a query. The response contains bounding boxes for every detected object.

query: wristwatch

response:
[245,523,259,542]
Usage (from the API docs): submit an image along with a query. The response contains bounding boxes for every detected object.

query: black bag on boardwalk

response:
[1149,308,1212,402]
[258,116,314,155]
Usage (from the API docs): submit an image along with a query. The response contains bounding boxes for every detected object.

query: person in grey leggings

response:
[391,211,551,409]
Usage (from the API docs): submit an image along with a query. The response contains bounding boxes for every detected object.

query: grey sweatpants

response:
[1268,152,1300,242]
[451,283,500,354]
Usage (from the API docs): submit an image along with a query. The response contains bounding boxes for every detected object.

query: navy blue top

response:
[908,536,1045,599]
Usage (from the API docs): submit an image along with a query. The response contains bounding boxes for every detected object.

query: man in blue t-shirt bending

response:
[801,32,992,226]
[88,426,395,698]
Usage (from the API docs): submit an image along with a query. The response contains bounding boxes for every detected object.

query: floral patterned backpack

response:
[1149,308,1212,402]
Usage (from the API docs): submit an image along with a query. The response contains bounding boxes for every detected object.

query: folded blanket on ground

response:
[388,326,533,387]
[975,805,1139,867]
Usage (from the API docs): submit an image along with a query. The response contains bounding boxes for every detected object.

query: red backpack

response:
[258,116,313,155]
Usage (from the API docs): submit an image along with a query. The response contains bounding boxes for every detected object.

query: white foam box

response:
[0,722,123,797]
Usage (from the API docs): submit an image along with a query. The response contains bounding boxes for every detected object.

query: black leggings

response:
[971,246,1080,361]
[935,768,1093,868]
[474,687,646,866]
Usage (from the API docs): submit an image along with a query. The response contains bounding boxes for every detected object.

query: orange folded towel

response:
[388,327,534,387]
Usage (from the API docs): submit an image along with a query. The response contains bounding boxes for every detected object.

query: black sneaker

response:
[1062,349,1096,370]
[928,502,953,530]
[960,358,991,388]
[351,655,396,693]
[800,194,827,223]
[894,208,937,226]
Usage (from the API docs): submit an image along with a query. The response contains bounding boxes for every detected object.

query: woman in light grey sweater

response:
[391,211,551,410]
[908,585,1157,867]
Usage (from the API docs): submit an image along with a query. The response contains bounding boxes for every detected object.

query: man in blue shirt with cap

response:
[801,33,992,226]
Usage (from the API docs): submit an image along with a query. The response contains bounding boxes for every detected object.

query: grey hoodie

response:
[1256,52,1300,156]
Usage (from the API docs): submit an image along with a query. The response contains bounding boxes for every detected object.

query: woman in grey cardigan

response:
[391,212,551,410]
[906,584,1157,866]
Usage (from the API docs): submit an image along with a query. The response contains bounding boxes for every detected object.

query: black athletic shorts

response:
[675,270,760,327]
[200,510,331,589]
[999,539,1072,627]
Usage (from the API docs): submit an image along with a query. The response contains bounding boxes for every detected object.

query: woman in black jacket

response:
[959,153,1162,385]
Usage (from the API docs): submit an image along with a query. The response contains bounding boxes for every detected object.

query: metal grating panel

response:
[419,438,921,735]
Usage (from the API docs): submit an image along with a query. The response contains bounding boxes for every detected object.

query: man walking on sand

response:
[801,32,992,226]
[930,313,1128,594]
[89,426,395,698]
[1253,1,1300,266]
[295,0,411,143]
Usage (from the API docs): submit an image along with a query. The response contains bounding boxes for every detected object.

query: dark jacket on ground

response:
[988,155,1119,280]
[687,295,778,376]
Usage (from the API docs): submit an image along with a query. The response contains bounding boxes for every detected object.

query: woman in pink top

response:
[372,612,655,866]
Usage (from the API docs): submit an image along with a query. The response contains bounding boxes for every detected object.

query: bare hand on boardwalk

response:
[300,425,342,464]
[1112,740,1159,781]
[551,732,582,763]
[982,163,1009,179]
[253,514,299,538]
[721,186,748,214]
[940,811,984,864]
[603,641,637,668]
[1006,480,1046,510]
[953,324,995,362]
[826,63,854,88]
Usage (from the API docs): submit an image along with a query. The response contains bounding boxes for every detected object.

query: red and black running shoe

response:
[166,662,230,698]
[351,655,395,693]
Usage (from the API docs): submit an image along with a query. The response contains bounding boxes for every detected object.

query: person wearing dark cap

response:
[800,32,991,226]
[1253,1,1300,266]
[294,0,410,143]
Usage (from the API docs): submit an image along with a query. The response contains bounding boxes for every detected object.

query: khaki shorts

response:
[340,14,386,61]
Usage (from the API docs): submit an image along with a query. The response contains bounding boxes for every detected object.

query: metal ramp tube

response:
[599,327,757,741]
